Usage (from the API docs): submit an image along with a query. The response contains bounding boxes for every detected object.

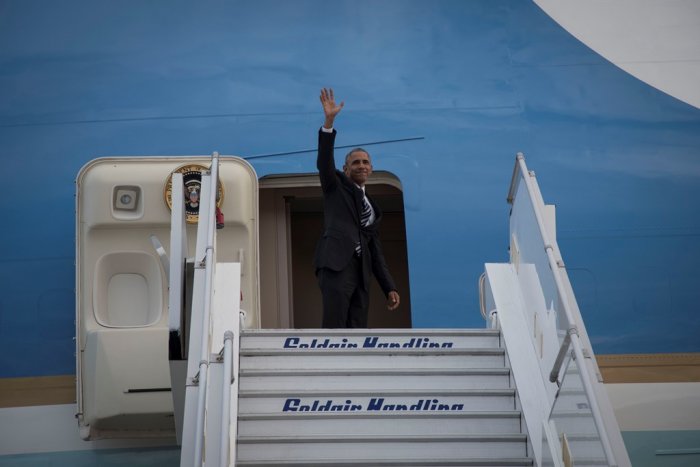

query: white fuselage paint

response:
[0,404,175,456]
[535,0,700,109]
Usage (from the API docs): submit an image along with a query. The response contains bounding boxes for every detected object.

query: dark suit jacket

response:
[313,128,397,296]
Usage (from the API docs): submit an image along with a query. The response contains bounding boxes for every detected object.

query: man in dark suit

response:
[314,88,401,328]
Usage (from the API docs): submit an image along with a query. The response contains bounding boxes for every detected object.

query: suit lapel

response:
[339,171,364,222]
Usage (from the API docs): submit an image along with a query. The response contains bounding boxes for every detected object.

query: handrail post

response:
[549,331,572,384]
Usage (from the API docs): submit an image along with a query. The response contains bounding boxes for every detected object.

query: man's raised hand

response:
[320,88,344,129]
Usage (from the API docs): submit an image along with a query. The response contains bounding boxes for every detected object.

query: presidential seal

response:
[164,164,224,224]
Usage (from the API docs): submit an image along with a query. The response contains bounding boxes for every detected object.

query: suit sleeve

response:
[317,128,338,193]
[369,233,397,296]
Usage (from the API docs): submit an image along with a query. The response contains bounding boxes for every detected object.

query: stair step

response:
[237,434,528,462]
[550,410,598,433]
[542,458,607,467]
[239,348,505,370]
[239,368,512,391]
[238,411,522,437]
[562,434,606,461]
[553,388,593,411]
[238,389,517,413]
[237,458,533,466]
[235,329,532,466]
[241,329,501,350]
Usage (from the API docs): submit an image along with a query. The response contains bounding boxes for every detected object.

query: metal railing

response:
[509,153,617,466]
[220,330,234,467]
[217,310,245,467]
[165,153,247,467]
[193,153,221,467]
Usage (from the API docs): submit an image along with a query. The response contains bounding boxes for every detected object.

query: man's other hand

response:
[387,291,400,310]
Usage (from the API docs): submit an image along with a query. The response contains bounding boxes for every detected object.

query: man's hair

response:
[344,147,371,165]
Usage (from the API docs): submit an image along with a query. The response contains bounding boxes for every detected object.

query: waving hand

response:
[320,88,344,129]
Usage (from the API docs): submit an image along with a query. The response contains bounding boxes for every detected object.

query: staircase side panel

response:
[484,263,557,466]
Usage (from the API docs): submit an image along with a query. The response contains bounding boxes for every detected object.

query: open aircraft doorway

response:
[259,172,412,329]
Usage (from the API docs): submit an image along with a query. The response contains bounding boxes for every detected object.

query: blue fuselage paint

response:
[1,0,700,379]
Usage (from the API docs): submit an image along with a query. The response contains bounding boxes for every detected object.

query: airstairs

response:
[235,329,532,466]
[75,152,632,466]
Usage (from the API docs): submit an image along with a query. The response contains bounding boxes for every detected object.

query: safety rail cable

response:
[512,153,617,466]
[193,152,221,467]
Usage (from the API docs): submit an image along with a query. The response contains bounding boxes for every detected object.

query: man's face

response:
[343,150,373,186]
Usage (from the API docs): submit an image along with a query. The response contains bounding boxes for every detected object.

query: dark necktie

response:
[356,196,372,255]
[360,196,372,227]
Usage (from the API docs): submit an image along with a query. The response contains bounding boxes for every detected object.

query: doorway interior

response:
[258,172,411,329]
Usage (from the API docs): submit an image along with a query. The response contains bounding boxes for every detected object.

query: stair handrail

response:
[193,152,221,467]
[220,330,234,467]
[510,153,618,466]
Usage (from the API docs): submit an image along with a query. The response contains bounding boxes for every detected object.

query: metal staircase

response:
[235,329,534,466]
[73,153,631,465]
[163,152,629,466]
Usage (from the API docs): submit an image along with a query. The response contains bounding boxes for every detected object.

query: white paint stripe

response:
[605,382,700,431]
